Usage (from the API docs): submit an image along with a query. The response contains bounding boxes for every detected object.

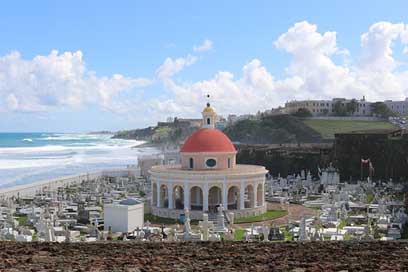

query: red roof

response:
[180,128,236,153]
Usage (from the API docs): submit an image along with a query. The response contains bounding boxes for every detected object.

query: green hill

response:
[223,115,323,144]
[303,119,397,139]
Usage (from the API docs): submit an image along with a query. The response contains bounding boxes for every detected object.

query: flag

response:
[361,158,370,164]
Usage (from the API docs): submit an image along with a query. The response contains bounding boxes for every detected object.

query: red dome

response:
[180,128,236,153]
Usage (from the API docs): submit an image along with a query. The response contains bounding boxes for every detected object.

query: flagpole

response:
[360,158,363,181]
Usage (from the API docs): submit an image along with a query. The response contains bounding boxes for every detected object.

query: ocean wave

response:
[22,138,33,142]
[0,140,145,154]
[39,133,112,141]
[0,157,76,170]
[0,133,152,187]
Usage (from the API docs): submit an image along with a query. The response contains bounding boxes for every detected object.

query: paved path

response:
[235,203,316,228]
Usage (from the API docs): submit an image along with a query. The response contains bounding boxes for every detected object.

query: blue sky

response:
[1,0,408,132]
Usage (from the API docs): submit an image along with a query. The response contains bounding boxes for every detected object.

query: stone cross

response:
[199,213,214,241]
[298,216,308,241]
[183,208,192,234]
[215,205,226,232]
[250,224,255,236]
[262,224,269,242]
[144,220,151,231]
[168,227,177,241]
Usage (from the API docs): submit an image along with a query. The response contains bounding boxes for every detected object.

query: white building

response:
[384,99,408,115]
[104,199,144,233]
[149,102,267,220]
[285,97,371,116]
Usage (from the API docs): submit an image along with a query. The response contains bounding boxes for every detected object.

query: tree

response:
[292,108,312,118]
[370,102,397,118]
[333,101,347,116]
[346,99,358,115]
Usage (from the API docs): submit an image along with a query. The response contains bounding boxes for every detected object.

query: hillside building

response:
[384,99,408,116]
[285,97,371,116]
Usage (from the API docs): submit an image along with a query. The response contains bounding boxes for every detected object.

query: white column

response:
[240,180,245,210]
[262,181,265,207]
[156,179,161,208]
[184,181,190,209]
[223,178,228,209]
[151,179,154,206]
[203,182,209,212]
[253,182,257,208]
[168,183,173,209]
[196,188,200,204]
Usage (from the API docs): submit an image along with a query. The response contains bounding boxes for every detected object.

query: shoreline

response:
[0,168,139,199]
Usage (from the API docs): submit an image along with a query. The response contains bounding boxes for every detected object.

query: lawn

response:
[234,229,246,241]
[303,119,396,139]
[144,213,199,225]
[144,214,179,225]
[234,210,287,224]
[17,215,28,226]
[282,228,293,241]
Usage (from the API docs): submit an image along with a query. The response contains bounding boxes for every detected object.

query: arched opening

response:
[227,186,240,210]
[244,184,254,208]
[257,183,263,207]
[152,183,157,206]
[207,118,211,125]
[159,184,168,208]
[173,185,184,209]
[189,158,194,169]
[190,186,203,211]
[208,186,222,213]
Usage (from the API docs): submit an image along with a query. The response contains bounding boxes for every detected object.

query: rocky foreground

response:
[1,241,408,271]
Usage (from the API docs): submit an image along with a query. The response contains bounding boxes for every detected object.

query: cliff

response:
[112,119,199,146]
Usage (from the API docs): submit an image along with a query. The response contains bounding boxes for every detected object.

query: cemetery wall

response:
[235,143,334,178]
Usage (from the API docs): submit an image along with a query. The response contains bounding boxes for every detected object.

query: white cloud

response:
[151,21,408,120]
[0,50,152,113]
[359,22,405,72]
[5,93,19,110]
[155,55,197,80]
[193,39,213,52]
[402,26,408,54]
[3,21,408,126]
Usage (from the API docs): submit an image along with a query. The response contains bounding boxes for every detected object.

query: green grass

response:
[337,218,348,230]
[234,229,246,241]
[144,214,179,225]
[303,119,396,139]
[234,210,287,224]
[282,228,293,241]
[17,215,28,226]
[344,233,352,241]
[365,193,374,204]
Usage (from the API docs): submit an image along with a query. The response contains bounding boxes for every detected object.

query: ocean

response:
[0,132,159,188]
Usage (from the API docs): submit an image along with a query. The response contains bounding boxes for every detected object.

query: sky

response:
[1,0,408,132]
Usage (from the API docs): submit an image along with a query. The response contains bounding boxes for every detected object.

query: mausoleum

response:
[149,102,267,219]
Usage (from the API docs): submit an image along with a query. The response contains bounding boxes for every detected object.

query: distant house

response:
[285,97,371,116]
[384,99,408,115]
